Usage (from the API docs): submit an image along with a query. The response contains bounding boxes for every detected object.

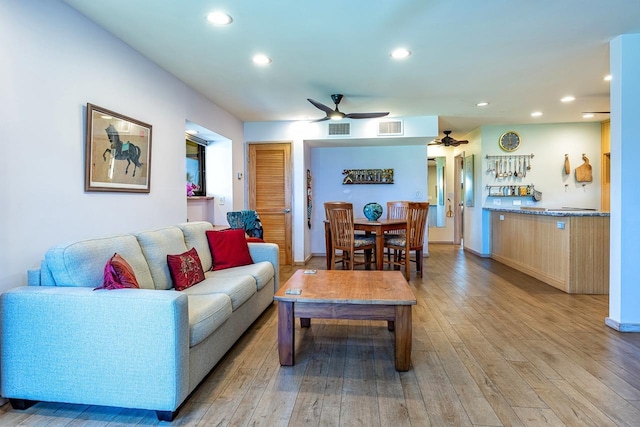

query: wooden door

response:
[248,143,292,265]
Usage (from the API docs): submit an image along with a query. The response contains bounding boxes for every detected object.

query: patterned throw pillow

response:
[206,229,254,271]
[167,247,206,291]
[96,253,140,290]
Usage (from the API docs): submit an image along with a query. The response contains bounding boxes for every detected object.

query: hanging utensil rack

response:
[486,153,534,178]
[485,153,534,160]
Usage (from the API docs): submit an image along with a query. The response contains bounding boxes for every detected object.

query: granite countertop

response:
[483,207,610,217]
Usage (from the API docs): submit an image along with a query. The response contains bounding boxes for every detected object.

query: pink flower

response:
[186,182,199,197]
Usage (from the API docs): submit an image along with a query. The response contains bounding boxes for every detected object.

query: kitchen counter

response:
[485,208,609,294]
[484,206,610,217]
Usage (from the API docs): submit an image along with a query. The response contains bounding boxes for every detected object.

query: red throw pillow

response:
[96,253,140,290]
[206,229,254,271]
[167,247,206,291]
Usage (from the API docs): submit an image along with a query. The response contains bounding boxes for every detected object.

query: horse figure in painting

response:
[102,124,143,177]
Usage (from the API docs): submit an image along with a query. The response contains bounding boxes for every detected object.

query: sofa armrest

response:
[248,242,280,292]
[1,286,190,412]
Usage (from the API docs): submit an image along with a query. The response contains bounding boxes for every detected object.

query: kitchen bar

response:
[485,207,610,294]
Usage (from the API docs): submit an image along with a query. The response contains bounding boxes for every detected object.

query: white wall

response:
[310,145,428,254]
[607,34,640,330]
[0,1,243,293]
[481,123,601,210]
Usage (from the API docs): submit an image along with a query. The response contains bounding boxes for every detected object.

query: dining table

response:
[324,217,408,271]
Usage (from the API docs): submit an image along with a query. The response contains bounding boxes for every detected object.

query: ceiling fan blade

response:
[457,140,469,144]
[307,98,335,115]
[428,140,443,146]
[344,112,390,119]
[309,116,330,123]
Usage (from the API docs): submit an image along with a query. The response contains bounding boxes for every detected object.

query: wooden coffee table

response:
[274,269,417,371]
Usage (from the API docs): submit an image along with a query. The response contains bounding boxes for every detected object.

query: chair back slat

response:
[387,201,409,235]
[324,201,355,250]
[407,202,430,249]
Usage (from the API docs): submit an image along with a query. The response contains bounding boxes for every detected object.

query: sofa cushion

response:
[136,227,188,290]
[177,222,214,272]
[44,234,154,289]
[205,261,274,291]
[206,229,253,271]
[97,253,140,290]
[186,293,232,347]
[183,275,256,311]
[167,248,205,291]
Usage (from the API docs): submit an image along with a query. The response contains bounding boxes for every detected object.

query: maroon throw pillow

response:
[167,247,206,291]
[96,253,140,290]
[206,229,254,271]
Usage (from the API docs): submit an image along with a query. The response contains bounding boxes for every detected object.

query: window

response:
[186,139,206,196]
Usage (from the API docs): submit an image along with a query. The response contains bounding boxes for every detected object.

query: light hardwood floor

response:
[2,244,640,426]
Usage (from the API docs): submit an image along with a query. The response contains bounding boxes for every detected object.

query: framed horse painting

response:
[85,103,152,193]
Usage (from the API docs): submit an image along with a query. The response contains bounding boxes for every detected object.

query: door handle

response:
[283,209,291,213]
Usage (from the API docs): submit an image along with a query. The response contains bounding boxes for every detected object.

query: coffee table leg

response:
[394,305,412,371]
[278,301,295,366]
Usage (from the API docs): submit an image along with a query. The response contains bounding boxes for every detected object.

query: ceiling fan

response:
[307,94,389,122]
[429,130,469,147]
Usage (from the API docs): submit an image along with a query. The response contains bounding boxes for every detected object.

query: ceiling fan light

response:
[206,11,233,25]
[391,48,411,59]
[252,54,272,65]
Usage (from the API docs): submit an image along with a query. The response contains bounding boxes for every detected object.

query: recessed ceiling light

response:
[476,102,489,107]
[604,74,612,81]
[531,111,543,117]
[252,54,272,65]
[561,96,575,103]
[186,129,198,135]
[391,48,411,59]
[583,113,595,119]
[206,11,233,25]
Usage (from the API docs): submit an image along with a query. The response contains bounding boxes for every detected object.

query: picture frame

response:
[85,103,152,193]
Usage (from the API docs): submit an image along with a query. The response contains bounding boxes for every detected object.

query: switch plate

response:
[556,221,565,229]
[218,196,225,205]
[499,215,504,221]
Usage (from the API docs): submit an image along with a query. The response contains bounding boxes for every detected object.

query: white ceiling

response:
[63,0,640,136]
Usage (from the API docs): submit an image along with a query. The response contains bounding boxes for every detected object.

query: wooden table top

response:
[274,270,416,305]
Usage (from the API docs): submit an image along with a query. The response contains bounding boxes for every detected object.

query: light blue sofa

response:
[0,221,279,421]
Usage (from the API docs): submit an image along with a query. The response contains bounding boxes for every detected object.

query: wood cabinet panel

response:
[490,212,609,294]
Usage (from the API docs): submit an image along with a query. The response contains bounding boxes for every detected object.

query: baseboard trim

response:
[463,246,490,258]
[605,317,640,332]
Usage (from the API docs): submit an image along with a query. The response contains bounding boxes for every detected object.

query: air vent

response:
[328,122,350,136]
[378,120,403,136]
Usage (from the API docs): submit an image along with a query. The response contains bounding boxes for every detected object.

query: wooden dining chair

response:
[383,202,430,280]
[324,202,376,270]
[385,201,409,263]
